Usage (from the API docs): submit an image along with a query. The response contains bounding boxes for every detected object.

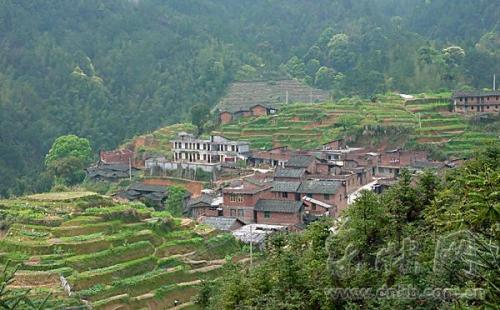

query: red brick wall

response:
[222,206,255,222]
[323,139,344,149]
[301,186,347,217]
[255,211,302,225]
[100,149,134,164]
[316,163,330,175]
[261,191,298,201]
[223,192,260,207]
[304,203,330,216]
[220,112,233,124]
[251,105,268,116]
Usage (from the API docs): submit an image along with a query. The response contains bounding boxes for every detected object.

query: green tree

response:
[285,56,306,79]
[165,186,187,216]
[45,135,92,166]
[190,104,211,135]
[45,135,92,186]
[314,66,336,89]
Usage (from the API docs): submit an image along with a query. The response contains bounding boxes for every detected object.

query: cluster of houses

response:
[184,136,449,231]
[86,90,497,239]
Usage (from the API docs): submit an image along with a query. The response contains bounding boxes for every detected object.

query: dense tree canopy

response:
[0,0,498,196]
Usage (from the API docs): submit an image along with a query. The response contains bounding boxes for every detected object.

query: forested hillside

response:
[1,0,499,196]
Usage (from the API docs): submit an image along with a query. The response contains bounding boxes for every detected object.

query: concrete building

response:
[172,133,250,164]
[452,91,500,113]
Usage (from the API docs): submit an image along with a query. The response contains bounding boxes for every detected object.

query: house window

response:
[282,192,288,198]
[324,194,330,200]
[238,195,244,203]
[264,211,271,218]
[230,195,237,202]
[238,209,244,217]
[487,106,490,109]
[306,193,312,198]
[312,204,316,211]
[230,209,236,216]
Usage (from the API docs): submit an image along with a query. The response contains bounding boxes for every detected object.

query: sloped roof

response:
[271,181,301,193]
[453,91,500,98]
[286,155,314,168]
[275,167,305,179]
[254,200,303,213]
[129,183,169,193]
[188,195,214,207]
[299,180,342,194]
[200,217,244,231]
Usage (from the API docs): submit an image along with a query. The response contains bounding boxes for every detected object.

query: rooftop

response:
[199,217,244,231]
[254,200,303,213]
[274,167,305,179]
[286,155,315,168]
[299,180,343,194]
[271,181,301,193]
[453,91,500,98]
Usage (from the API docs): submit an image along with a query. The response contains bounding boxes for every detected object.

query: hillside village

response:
[86,82,500,240]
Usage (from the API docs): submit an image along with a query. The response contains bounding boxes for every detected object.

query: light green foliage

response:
[0,193,245,308]
[44,135,92,186]
[45,135,92,166]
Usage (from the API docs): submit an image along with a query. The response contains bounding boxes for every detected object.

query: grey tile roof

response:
[271,181,301,193]
[254,200,303,213]
[299,180,342,194]
[188,195,214,207]
[200,217,243,231]
[129,183,169,193]
[453,91,500,98]
[286,155,314,168]
[274,167,305,179]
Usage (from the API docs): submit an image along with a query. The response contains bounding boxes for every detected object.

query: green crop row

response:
[66,241,154,271]
[69,256,158,291]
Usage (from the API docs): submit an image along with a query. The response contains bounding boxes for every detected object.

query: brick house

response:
[219,111,233,124]
[322,138,346,150]
[452,91,500,113]
[285,155,318,174]
[299,180,347,217]
[222,180,272,222]
[263,180,302,201]
[249,146,292,167]
[219,104,278,124]
[273,167,306,182]
[186,195,223,218]
[254,200,304,225]
[250,104,270,117]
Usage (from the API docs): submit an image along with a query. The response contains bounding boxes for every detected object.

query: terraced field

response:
[122,93,498,159]
[212,93,499,157]
[0,192,246,309]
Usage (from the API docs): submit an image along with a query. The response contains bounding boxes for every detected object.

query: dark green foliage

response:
[1,0,499,197]
[0,262,50,309]
[201,145,500,308]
